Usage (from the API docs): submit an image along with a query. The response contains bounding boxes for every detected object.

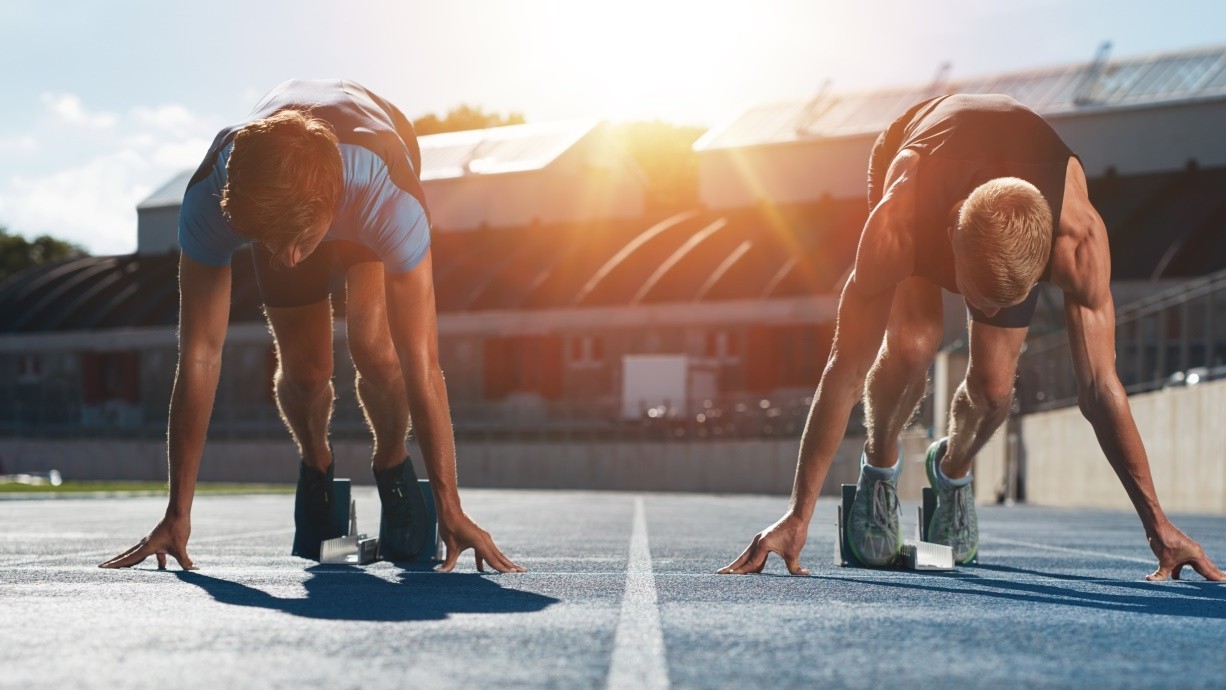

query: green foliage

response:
[0,226,88,284]
[413,105,526,135]
[610,121,706,211]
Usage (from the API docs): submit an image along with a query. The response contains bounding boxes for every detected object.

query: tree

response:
[0,227,87,284]
[413,105,526,135]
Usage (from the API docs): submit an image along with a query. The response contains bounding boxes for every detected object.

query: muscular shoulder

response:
[1050,157,1110,307]
[853,151,919,295]
[337,144,432,273]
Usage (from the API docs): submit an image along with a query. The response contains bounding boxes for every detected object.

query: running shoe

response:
[846,452,903,567]
[291,461,341,560]
[374,456,430,561]
[925,438,979,564]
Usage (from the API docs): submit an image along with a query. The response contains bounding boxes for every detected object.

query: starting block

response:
[318,478,442,565]
[836,484,955,571]
[412,477,445,564]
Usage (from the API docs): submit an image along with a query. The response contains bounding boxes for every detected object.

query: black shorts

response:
[966,286,1040,329]
[250,241,380,309]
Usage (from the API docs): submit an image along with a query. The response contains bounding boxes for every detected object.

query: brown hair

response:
[220,110,343,250]
[955,177,1053,306]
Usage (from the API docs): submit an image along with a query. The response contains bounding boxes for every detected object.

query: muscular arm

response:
[788,153,918,520]
[720,153,916,574]
[384,249,523,573]
[383,250,461,518]
[1062,228,1165,519]
[788,278,896,520]
[99,254,230,569]
[166,255,232,518]
[1059,165,1223,580]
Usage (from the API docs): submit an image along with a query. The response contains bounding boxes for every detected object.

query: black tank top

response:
[867,94,1074,292]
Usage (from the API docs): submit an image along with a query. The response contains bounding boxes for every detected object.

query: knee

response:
[275,355,333,395]
[350,343,402,385]
[886,325,942,371]
[965,371,1015,418]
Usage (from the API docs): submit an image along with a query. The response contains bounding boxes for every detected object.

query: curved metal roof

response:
[696,44,1226,151]
[7,163,1226,334]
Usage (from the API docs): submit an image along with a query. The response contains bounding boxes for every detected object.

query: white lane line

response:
[0,528,295,568]
[986,535,1154,565]
[607,497,669,690]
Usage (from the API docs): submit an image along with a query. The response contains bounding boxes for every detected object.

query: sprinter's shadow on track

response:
[822,563,1226,620]
[175,565,557,622]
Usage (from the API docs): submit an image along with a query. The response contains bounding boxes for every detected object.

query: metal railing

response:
[1018,268,1226,412]
[0,391,855,443]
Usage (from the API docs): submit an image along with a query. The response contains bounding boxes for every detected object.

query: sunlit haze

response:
[0,0,1222,254]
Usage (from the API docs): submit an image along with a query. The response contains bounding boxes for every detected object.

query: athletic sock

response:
[862,458,901,482]
[935,451,972,490]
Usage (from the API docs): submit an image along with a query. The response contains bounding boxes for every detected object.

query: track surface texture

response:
[2,489,1224,689]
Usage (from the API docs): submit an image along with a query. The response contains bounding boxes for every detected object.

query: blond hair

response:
[955,177,1053,306]
[220,110,343,251]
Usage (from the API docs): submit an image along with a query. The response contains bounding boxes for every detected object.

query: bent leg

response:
[863,277,944,467]
[345,262,410,471]
[266,300,336,471]
[942,320,1029,479]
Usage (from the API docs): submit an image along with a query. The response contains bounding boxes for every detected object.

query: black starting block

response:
[317,478,444,565]
[836,484,955,571]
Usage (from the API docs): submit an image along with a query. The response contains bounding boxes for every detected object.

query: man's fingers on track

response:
[784,554,810,576]
[744,544,770,574]
[157,552,167,570]
[718,537,761,574]
[485,543,525,573]
[479,544,513,573]
[437,544,460,572]
[172,549,197,571]
[1190,557,1225,581]
[475,555,485,573]
[99,540,151,569]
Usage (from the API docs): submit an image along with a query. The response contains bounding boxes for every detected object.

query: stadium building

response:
[4,44,1226,467]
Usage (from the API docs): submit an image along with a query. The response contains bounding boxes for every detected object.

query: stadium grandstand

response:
[4,44,1226,444]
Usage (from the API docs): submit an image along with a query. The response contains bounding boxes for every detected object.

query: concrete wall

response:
[136,206,181,256]
[422,134,646,232]
[1049,99,1226,177]
[1021,378,1226,514]
[0,436,867,496]
[697,135,875,210]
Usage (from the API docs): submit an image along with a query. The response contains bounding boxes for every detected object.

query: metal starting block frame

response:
[836,484,957,571]
[318,478,442,565]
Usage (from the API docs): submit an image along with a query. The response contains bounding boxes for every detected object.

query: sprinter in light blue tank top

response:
[101,80,524,574]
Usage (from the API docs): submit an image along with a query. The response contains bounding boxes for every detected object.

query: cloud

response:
[0,101,220,256]
[40,92,117,129]
[132,104,213,138]
[0,135,37,152]
[0,149,150,255]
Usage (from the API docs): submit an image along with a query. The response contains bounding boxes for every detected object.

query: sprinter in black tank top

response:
[722,94,1223,580]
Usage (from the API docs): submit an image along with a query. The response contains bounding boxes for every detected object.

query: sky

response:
[0,0,1222,255]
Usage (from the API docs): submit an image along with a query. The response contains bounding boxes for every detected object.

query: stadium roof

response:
[136,169,195,210]
[10,162,1226,333]
[695,44,1226,151]
[418,119,599,181]
[136,119,602,209]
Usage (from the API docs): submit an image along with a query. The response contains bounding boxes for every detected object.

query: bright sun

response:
[532,0,748,122]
